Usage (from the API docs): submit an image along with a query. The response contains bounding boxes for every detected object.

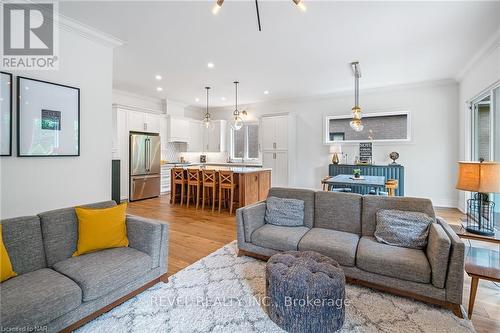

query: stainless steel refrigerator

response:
[129,132,161,201]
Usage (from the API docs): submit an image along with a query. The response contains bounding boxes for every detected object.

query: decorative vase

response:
[332,153,339,164]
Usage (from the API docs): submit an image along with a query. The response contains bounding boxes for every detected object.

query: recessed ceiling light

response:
[221,97,226,101]
[155,75,162,80]
[264,90,269,95]
[195,98,200,102]
[207,62,215,69]
[156,87,163,92]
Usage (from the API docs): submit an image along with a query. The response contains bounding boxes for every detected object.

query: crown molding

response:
[3,0,124,48]
[455,27,500,81]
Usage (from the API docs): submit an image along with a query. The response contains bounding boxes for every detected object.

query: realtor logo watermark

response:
[1,1,59,70]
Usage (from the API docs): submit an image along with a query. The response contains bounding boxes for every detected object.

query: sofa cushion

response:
[298,228,359,267]
[268,188,315,228]
[361,196,435,236]
[374,209,433,249]
[53,247,152,301]
[357,236,431,284]
[314,191,362,234]
[265,196,305,227]
[251,224,309,252]
[0,268,81,329]
[0,216,46,274]
[426,223,451,288]
[39,201,117,267]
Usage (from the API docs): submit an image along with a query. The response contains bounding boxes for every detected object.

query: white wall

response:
[458,41,500,211]
[0,29,115,218]
[212,81,459,207]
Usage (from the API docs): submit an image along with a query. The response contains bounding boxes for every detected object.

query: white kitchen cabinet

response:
[167,116,189,142]
[261,115,288,150]
[188,120,203,152]
[128,111,161,133]
[263,151,288,187]
[261,114,292,187]
[145,113,161,134]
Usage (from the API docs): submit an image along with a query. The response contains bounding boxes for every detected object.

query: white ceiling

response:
[60,1,500,107]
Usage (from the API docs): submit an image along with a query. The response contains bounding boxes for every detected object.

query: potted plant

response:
[353,169,361,179]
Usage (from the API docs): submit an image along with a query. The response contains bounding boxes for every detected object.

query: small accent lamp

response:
[456,161,500,236]
[330,145,342,164]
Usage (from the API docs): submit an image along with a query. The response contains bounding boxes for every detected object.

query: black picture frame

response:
[0,71,13,156]
[17,76,80,157]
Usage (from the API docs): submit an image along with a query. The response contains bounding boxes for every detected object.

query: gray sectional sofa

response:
[0,201,169,332]
[237,188,465,317]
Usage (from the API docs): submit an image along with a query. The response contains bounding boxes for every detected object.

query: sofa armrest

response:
[426,223,451,288]
[126,215,169,272]
[436,217,465,304]
[236,201,267,243]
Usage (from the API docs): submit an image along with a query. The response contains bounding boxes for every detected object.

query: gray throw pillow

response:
[265,196,305,227]
[374,209,434,250]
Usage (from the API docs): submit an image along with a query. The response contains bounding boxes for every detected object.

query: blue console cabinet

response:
[328,164,405,196]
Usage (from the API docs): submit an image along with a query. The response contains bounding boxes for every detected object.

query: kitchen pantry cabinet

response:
[167,116,189,142]
[261,115,288,150]
[261,115,291,187]
[187,120,203,152]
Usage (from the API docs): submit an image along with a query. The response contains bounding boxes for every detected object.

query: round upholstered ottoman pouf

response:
[266,251,346,333]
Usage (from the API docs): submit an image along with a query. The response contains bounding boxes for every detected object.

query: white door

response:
[145,113,161,134]
[274,116,288,150]
[274,151,289,187]
[261,117,275,150]
[128,111,146,132]
[262,151,275,170]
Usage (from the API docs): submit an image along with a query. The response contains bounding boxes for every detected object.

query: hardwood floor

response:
[127,195,500,333]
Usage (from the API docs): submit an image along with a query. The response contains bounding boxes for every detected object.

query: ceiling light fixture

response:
[156,87,163,92]
[211,0,306,31]
[349,61,364,132]
[207,62,215,69]
[221,97,226,101]
[230,81,244,131]
[292,0,307,12]
[155,75,162,80]
[195,98,200,102]
[202,87,214,129]
[263,90,269,95]
[212,0,224,15]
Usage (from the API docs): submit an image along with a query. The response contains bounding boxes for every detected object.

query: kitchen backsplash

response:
[162,142,228,163]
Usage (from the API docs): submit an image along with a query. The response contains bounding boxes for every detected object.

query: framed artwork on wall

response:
[17,77,80,157]
[1,72,13,156]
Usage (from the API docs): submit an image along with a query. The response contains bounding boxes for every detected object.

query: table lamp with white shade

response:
[456,161,500,236]
[330,145,342,164]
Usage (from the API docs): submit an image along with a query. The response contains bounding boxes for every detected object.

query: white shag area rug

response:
[76,242,474,333]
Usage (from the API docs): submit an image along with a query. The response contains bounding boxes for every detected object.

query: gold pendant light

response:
[349,61,364,132]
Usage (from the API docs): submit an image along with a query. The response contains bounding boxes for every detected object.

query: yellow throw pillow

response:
[73,203,129,256]
[1,224,17,282]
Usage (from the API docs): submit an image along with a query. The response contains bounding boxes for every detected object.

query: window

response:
[324,111,411,143]
[231,123,260,160]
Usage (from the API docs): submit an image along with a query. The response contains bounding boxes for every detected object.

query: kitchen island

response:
[170,166,272,207]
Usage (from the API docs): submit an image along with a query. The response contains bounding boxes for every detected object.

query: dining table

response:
[323,174,386,195]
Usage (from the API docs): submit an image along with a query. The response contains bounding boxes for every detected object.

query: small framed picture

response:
[17,77,80,157]
[1,72,13,156]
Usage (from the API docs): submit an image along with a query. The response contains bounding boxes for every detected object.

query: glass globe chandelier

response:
[230,81,244,131]
[202,86,214,129]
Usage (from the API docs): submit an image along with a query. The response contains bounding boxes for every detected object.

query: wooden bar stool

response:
[186,169,202,209]
[171,168,187,205]
[385,179,399,197]
[202,170,218,212]
[218,170,239,214]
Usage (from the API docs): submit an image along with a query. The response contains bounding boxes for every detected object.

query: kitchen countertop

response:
[179,165,271,174]
[162,162,263,167]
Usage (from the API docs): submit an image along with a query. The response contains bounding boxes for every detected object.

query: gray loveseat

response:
[0,201,169,332]
[237,188,465,316]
